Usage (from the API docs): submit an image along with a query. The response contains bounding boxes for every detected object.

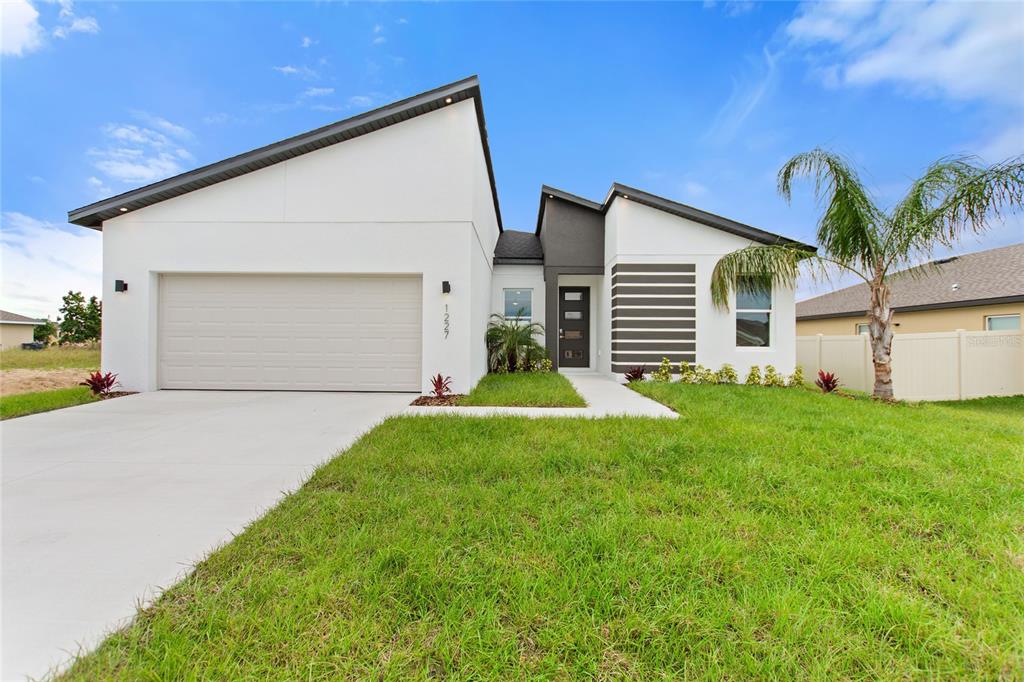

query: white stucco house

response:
[69,76,810,394]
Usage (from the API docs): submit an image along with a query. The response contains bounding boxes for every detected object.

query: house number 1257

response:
[443,304,450,339]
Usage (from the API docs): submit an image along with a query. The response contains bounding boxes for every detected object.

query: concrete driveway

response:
[1,390,410,680]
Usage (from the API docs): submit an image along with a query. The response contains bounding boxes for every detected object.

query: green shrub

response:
[693,364,717,384]
[716,363,738,384]
[788,364,805,388]
[745,365,762,385]
[652,357,673,383]
[533,357,553,373]
[763,365,786,387]
[679,361,696,383]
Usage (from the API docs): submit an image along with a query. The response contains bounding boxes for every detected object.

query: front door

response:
[558,286,589,367]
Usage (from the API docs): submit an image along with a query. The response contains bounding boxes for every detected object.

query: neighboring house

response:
[796,244,1024,336]
[68,76,809,394]
[0,310,45,350]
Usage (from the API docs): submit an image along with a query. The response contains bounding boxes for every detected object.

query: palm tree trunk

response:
[867,277,895,399]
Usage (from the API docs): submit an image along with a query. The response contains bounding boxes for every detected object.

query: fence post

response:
[815,334,823,374]
[956,329,967,400]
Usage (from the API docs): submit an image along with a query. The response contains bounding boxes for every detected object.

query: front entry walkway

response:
[1,390,410,680]
[405,372,677,418]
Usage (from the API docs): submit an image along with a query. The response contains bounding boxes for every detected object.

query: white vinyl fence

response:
[796,330,1024,401]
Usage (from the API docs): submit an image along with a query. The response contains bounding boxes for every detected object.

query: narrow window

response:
[736,277,771,347]
[503,289,532,322]
[856,323,870,335]
[985,314,1020,331]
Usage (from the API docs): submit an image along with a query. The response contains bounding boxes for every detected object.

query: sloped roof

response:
[536,183,813,249]
[0,310,46,325]
[797,243,1024,319]
[69,76,503,230]
[494,230,543,264]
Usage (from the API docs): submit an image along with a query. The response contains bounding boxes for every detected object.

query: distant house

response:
[796,244,1024,335]
[0,310,46,350]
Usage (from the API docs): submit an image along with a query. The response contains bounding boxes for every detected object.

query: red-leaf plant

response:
[80,371,119,396]
[430,373,453,398]
[815,370,840,393]
[624,366,646,383]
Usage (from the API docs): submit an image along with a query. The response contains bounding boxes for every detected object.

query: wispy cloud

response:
[703,48,778,144]
[273,64,318,79]
[0,212,102,319]
[303,87,334,97]
[300,36,316,48]
[88,114,196,185]
[52,0,100,40]
[86,175,111,196]
[703,1,757,18]
[1,0,45,56]
[372,23,386,45]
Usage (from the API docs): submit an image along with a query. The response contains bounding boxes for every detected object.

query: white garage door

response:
[159,274,422,391]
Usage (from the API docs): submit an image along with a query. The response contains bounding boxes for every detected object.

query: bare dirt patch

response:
[0,369,91,397]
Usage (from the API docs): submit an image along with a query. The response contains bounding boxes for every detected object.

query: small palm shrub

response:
[80,371,118,395]
[716,363,738,384]
[788,364,805,388]
[624,366,646,383]
[815,370,841,393]
[745,365,762,385]
[652,357,673,383]
[485,313,546,373]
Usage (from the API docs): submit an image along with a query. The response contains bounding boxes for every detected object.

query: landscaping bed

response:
[63,387,1022,679]
[456,372,586,407]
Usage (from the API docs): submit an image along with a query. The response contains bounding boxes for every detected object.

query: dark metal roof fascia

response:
[69,76,504,231]
[796,294,1024,320]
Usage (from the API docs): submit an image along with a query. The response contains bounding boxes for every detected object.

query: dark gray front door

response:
[558,286,589,367]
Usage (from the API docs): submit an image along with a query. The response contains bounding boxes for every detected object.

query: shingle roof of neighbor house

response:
[68,76,503,231]
[796,243,1024,320]
[0,310,46,325]
[493,230,544,264]
[536,183,814,250]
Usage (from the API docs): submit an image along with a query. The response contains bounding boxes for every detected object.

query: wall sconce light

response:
[442,280,451,294]
[114,279,128,292]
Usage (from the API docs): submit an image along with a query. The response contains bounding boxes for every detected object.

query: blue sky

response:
[3,0,1022,318]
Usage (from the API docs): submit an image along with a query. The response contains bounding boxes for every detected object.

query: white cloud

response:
[89,114,196,185]
[1,0,45,56]
[373,24,383,34]
[682,181,709,199]
[300,36,316,48]
[704,48,778,143]
[311,104,345,113]
[396,18,409,25]
[303,87,334,97]
[0,212,102,319]
[372,36,386,45]
[86,175,111,196]
[52,0,99,40]
[347,94,377,109]
[786,1,1024,103]
[273,64,318,79]
[28,175,45,184]
[974,124,1024,163]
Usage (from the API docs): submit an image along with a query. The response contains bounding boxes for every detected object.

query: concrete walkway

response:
[405,372,677,418]
[1,391,410,681]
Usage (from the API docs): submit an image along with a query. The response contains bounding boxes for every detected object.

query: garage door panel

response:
[159,275,422,391]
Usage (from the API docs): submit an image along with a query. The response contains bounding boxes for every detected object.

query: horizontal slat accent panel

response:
[612,263,696,274]
[612,274,696,285]
[612,342,696,352]
[612,354,695,367]
[613,318,695,329]
[613,330,696,341]
[613,307,695,318]
[612,296,695,308]
[612,363,692,373]
[612,285,696,297]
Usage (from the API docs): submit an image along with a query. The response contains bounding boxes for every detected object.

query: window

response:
[503,289,532,322]
[736,277,771,347]
[856,323,870,335]
[986,314,1020,331]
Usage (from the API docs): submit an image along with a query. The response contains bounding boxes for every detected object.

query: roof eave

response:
[797,293,1024,320]
[69,76,503,232]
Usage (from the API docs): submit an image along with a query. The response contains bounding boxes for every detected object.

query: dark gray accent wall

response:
[540,197,606,368]
[611,263,697,370]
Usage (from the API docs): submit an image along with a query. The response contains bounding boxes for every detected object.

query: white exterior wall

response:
[100,100,495,394]
[604,198,796,378]
[489,265,546,347]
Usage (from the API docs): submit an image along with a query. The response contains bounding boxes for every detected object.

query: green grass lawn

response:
[0,386,98,420]
[459,371,587,407]
[0,345,100,370]
[63,385,1022,679]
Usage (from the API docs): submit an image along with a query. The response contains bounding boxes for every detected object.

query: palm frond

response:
[778,149,883,269]
[710,245,814,310]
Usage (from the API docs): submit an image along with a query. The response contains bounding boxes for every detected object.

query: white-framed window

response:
[856,323,870,335]
[736,276,771,347]
[985,314,1020,331]
[503,288,533,322]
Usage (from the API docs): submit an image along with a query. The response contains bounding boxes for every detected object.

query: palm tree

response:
[485,311,546,373]
[711,150,1024,399]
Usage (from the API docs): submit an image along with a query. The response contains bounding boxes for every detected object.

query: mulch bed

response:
[100,391,137,400]
[409,395,465,407]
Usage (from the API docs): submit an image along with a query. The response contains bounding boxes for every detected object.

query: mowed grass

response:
[0,345,100,370]
[459,371,586,407]
[0,386,97,420]
[63,385,1023,679]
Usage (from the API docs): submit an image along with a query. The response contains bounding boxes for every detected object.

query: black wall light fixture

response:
[442,281,451,294]
[114,279,128,292]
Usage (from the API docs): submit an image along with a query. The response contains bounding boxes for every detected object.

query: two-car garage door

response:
[159,274,421,391]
